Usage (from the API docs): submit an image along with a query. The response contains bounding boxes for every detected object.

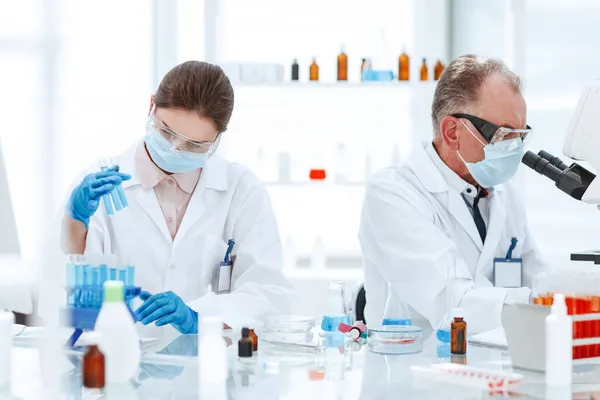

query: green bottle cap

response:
[103,280,124,303]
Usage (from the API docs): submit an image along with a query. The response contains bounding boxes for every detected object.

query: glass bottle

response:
[450,308,467,355]
[309,58,319,81]
[360,58,368,81]
[398,48,410,81]
[337,46,348,81]
[321,282,350,331]
[248,328,258,352]
[382,282,411,326]
[434,60,445,80]
[291,58,299,81]
[420,58,428,81]
[83,332,105,389]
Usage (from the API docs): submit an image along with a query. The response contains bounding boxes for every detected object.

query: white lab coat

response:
[359,142,547,334]
[55,141,294,339]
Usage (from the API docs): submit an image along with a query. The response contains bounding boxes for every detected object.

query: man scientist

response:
[359,55,547,334]
[55,61,293,338]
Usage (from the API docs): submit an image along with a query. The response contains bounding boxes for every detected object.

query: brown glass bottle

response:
[249,328,258,351]
[291,59,299,81]
[83,344,105,388]
[238,327,253,358]
[398,49,410,81]
[450,309,467,355]
[309,58,319,81]
[420,58,428,81]
[337,46,348,81]
[434,60,445,80]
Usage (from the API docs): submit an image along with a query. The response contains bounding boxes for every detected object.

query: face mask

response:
[457,120,525,188]
[145,129,210,173]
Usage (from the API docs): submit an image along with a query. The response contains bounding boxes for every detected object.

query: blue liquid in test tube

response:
[92,268,100,308]
[109,268,117,281]
[126,266,135,307]
[101,193,114,216]
[75,264,83,308]
[115,184,128,208]
[119,268,126,284]
[82,265,91,307]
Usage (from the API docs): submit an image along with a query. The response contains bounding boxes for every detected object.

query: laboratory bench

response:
[6,328,600,399]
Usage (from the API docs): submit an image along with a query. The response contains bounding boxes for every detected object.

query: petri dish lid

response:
[368,325,423,341]
[264,315,315,332]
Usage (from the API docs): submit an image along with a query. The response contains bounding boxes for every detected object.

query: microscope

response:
[522,79,600,264]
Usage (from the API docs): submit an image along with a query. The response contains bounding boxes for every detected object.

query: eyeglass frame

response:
[450,113,532,144]
[147,114,221,153]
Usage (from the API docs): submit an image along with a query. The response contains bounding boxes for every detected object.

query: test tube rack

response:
[60,285,141,347]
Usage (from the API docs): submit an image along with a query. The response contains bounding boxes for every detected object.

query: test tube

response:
[101,157,128,210]
[75,262,84,308]
[118,267,126,284]
[92,268,100,308]
[66,255,77,307]
[109,268,117,281]
[126,265,135,308]
[83,265,92,308]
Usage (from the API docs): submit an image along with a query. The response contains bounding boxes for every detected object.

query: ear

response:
[439,115,460,151]
[148,95,155,116]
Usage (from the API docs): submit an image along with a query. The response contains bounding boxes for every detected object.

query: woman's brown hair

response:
[154,61,234,133]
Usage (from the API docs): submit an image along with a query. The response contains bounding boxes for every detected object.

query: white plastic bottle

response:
[545,293,572,386]
[94,280,140,383]
[198,316,227,399]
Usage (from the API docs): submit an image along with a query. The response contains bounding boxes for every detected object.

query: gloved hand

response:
[135,291,198,335]
[66,167,131,228]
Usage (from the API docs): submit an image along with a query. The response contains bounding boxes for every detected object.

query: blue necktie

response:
[472,189,487,243]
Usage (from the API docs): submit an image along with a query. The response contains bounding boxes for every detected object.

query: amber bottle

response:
[398,49,410,81]
[337,46,348,81]
[450,309,467,355]
[238,327,253,358]
[434,60,445,80]
[83,342,105,388]
[309,58,319,81]
[420,58,428,81]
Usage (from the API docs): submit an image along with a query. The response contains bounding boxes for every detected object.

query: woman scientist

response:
[60,61,294,338]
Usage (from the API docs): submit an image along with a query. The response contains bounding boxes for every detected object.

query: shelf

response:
[233,81,438,88]
[264,181,366,187]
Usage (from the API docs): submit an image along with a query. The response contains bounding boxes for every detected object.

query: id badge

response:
[216,261,232,294]
[493,257,523,288]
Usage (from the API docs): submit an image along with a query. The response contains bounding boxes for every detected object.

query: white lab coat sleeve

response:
[359,177,521,334]
[186,183,294,329]
[520,225,549,288]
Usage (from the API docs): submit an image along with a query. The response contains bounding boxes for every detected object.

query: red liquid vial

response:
[309,169,327,180]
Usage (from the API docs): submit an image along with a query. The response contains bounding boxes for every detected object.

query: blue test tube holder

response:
[60,286,141,348]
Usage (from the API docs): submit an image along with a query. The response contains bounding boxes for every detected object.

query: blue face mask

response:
[457,122,525,188]
[145,130,211,174]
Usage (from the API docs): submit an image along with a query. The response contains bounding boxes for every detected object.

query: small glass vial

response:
[248,328,258,352]
[337,46,348,81]
[238,327,253,358]
[450,308,467,355]
[309,58,319,81]
[291,59,299,81]
[83,332,105,389]
[420,58,428,81]
[398,48,410,81]
[434,60,445,80]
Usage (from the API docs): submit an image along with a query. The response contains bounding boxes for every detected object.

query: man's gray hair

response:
[431,55,523,137]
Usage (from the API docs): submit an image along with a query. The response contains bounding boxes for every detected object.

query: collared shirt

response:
[135,143,201,240]
[425,143,491,229]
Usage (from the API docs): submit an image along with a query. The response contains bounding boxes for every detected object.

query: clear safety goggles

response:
[146,114,221,154]
[452,113,532,144]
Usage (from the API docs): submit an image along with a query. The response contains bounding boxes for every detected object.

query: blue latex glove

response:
[66,167,131,228]
[135,291,198,334]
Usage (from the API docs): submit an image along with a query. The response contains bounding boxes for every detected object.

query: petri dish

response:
[259,328,313,344]
[367,325,423,355]
[264,315,315,332]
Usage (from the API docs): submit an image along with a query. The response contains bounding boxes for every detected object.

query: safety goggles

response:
[146,114,221,154]
[451,113,532,144]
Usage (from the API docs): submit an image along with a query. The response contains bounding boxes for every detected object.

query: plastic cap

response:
[241,327,250,338]
[551,293,568,315]
[87,332,102,345]
[103,280,124,303]
[453,308,465,318]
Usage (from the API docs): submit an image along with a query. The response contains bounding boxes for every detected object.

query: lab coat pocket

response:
[175,234,227,302]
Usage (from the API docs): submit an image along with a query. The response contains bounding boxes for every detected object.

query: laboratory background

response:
[1,0,600,324]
